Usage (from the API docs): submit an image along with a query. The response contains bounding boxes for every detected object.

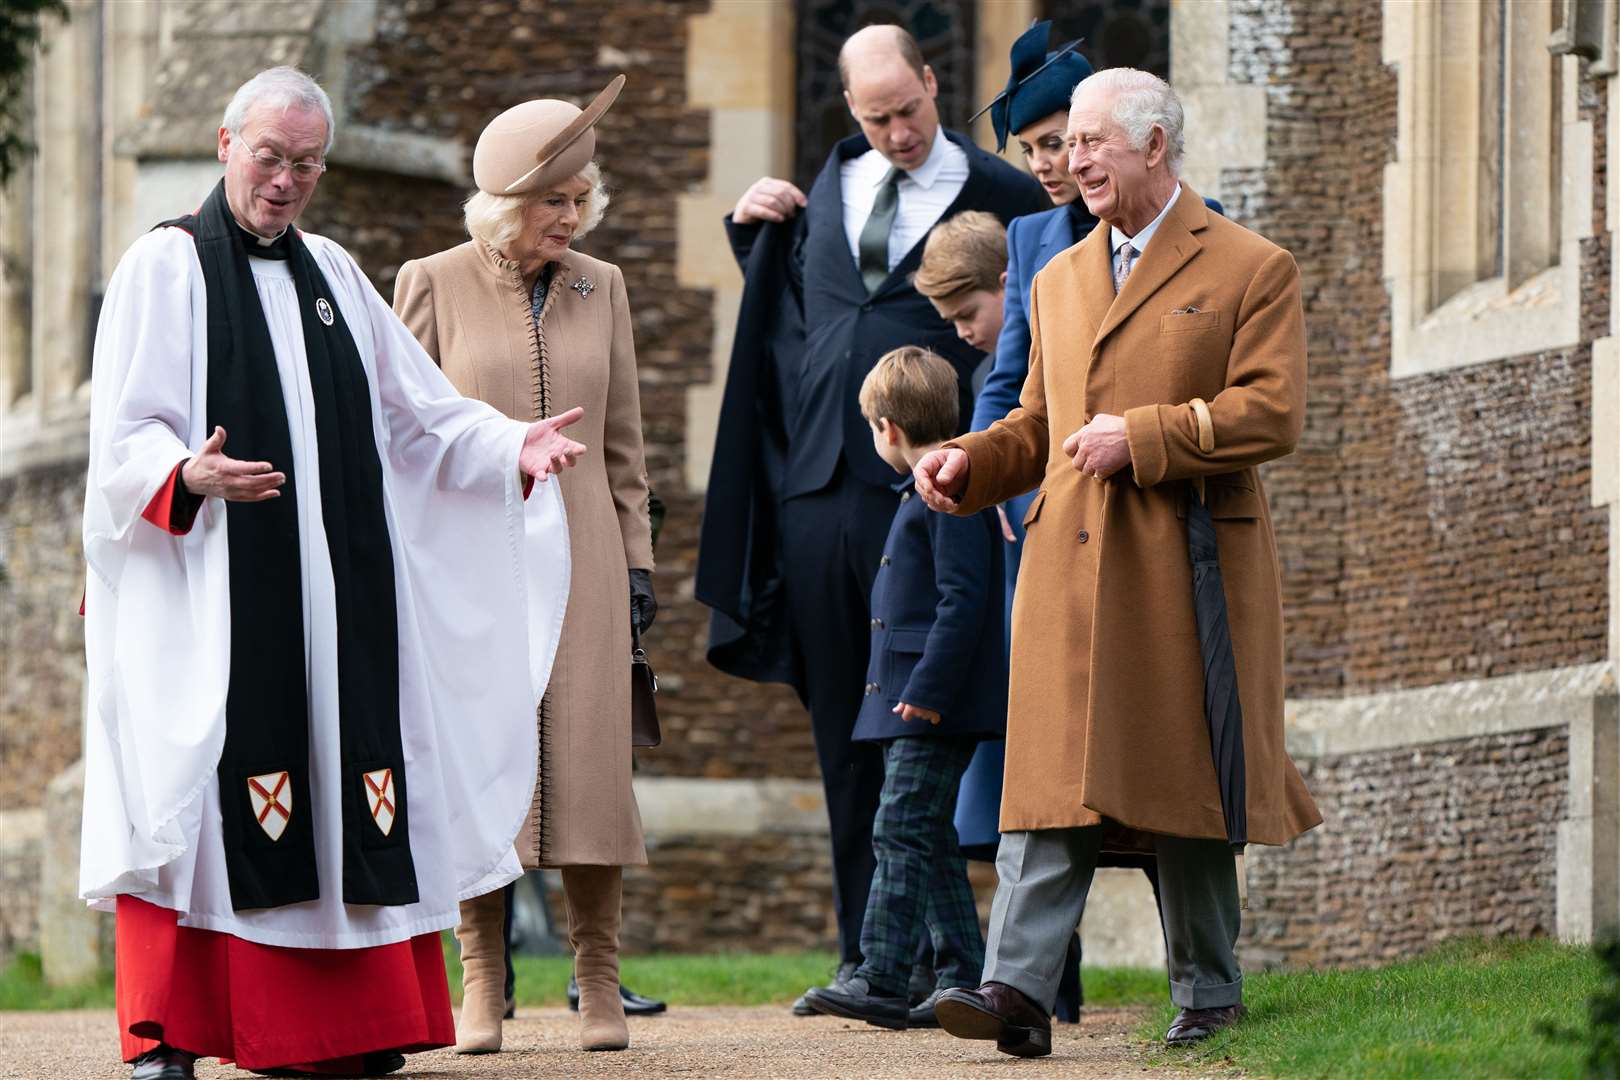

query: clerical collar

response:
[235,221,293,260]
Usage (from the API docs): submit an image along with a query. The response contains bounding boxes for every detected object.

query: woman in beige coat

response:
[392,78,652,1054]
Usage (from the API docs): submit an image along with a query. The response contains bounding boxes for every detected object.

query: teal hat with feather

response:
[979,21,1093,152]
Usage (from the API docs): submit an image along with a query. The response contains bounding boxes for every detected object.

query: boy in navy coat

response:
[803,347,1008,1030]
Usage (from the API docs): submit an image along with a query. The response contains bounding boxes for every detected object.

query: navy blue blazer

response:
[726,130,1045,500]
[853,481,1008,743]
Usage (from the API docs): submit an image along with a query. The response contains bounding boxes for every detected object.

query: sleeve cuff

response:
[141,460,204,535]
[942,432,993,515]
[1124,405,1169,489]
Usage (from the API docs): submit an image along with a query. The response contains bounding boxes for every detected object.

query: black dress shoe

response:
[567,975,668,1014]
[803,975,909,1030]
[907,988,943,1028]
[1165,1003,1246,1045]
[935,982,1052,1058]
[131,1046,196,1080]
[907,963,934,1007]
[249,1051,405,1078]
[792,961,857,1017]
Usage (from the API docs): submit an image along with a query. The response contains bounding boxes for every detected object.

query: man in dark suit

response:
[696,24,1044,1013]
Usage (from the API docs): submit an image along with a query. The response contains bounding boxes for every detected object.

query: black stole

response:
[160,181,417,910]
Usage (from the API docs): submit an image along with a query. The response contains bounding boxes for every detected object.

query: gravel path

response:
[1,1005,1192,1078]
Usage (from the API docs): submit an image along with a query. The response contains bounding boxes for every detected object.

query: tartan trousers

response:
[855,735,984,995]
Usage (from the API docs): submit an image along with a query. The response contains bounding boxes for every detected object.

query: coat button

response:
[900,491,912,503]
[870,617,884,630]
[1078,529,1090,543]
[861,302,874,312]
[864,683,875,696]
[880,555,892,566]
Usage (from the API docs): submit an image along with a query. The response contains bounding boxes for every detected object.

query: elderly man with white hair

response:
[916,68,1320,1056]
[81,66,584,1079]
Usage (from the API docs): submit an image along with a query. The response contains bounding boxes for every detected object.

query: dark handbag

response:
[630,627,661,748]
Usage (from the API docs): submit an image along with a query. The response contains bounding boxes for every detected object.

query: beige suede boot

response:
[453,890,507,1053]
[562,865,629,1051]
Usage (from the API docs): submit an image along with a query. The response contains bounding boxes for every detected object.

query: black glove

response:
[648,489,666,553]
[629,568,657,635]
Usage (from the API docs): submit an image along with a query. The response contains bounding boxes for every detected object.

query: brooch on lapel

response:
[571,276,595,299]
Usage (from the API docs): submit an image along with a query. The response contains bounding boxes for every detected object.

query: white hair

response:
[1071,68,1184,176]
[223,67,335,155]
[462,160,611,254]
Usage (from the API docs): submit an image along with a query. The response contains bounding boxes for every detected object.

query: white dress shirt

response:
[1110,182,1183,279]
[841,126,970,272]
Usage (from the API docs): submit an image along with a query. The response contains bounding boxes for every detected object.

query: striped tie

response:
[1113,242,1138,294]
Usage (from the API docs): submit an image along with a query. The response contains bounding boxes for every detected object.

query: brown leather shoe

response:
[1165,1003,1247,1045]
[934,982,1052,1058]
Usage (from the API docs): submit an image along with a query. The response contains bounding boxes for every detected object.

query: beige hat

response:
[473,75,625,196]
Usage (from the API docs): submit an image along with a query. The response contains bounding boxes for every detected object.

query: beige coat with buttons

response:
[394,239,650,867]
[949,187,1320,844]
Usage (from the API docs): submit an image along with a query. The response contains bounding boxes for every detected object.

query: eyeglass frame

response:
[235,138,328,182]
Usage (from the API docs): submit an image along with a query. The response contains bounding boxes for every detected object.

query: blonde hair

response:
[463,160,610,253]
[912,210,1007,301]
[858,346,960,446]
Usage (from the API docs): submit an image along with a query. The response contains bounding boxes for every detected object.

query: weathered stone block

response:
[40,760,109,986]
[0,808,44,963]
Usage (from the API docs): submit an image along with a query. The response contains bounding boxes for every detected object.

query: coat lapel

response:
[813,135,871,300]
[1068,219,1116,345]
[1092,186,1209,349]
[1037,204,1078,266]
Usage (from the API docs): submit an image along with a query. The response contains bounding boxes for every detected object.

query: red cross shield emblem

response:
[247,771,292,842]
[364,768,396,836]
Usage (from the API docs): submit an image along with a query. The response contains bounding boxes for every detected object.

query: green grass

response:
[0,952,115,1010]
[0,937,1161,1012]
[1135,937,1604,1079]
[444,941,844,1007]
[441,936,1164,1008]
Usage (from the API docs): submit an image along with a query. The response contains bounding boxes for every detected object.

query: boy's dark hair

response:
[858,346,960,446]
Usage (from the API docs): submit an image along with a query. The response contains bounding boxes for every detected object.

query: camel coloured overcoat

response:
[949,186,1322,845]
[394,239,651,868]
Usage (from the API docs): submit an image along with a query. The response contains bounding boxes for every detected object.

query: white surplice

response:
[80,227,571,949]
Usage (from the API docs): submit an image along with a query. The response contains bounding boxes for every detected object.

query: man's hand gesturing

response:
[520,406,587,481]
[732,177,808,225]
[913,448,970,512]
[181,426,285,502]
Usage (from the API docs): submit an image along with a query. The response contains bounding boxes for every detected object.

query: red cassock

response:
[115,467,459,1071]
[116,896,453,1072]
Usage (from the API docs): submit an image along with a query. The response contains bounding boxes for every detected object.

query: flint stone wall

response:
[1227,0,1611,700]
[1242,726,1570,969]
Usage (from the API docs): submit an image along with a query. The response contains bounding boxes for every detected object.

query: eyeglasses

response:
[239,140,327,181]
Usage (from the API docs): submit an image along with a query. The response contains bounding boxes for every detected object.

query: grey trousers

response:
[982,827,1243,1011]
